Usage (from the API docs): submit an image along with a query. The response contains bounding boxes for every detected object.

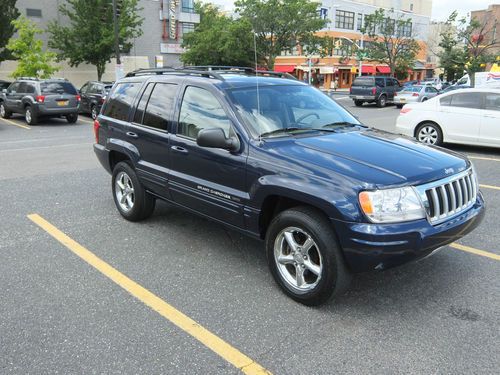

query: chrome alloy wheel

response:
[274,226,323,292]
[115,171,135,212]
[91,106,98,120]
[25,108,32,123]
[0,104,5,117]
[417,126,438,144]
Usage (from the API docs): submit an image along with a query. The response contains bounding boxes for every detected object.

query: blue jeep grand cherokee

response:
[93,68,485,305]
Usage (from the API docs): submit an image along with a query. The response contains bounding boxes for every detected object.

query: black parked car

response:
[93,68,484,305]
[79,81,113,119]
[0,78,80,125]
[349,76,402,107]
[0,80,11,91]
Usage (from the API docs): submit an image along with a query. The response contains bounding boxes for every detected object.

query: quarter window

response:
[142,83,177,131]
[178,87,231,139]
[102,82,141,121]
[484,93,500,111]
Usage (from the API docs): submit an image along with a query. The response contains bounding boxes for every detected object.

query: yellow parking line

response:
[27,214,271,375]
[450,243,500,261]
[0,118,31,130]
[79,118,94,124]
[479,184,500,191]
[469,156,500,162]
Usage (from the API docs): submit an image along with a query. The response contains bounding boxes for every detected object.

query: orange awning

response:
[361,65,376,74]
[273,65,296,73]
[376,65,391,74]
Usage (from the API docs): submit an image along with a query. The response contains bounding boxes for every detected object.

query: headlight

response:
[359,187,426,223]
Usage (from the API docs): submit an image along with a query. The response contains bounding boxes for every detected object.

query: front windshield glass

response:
[228,84,361,137]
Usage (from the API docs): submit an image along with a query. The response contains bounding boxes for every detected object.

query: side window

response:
[393,79,401,87]
[375,78,385,87]
[484,93,500,111]
[142,83,177,131]
[450,93,482,109]
[133,83,154,124]
[17,82,27,93]
[8,83,20,93]
[26,84,36,94]
[178,86,231,139]
[80,83,89,94]
[102,82,141,121]
[386,79,394,87]
[440,95,452,106]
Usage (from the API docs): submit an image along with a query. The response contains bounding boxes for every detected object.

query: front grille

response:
[417,169,477,224]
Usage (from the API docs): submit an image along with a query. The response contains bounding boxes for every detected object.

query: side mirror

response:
[197,127,240,152]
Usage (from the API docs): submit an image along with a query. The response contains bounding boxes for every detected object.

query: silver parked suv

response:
[0,77,80,125]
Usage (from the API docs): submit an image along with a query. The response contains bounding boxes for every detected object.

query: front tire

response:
[354,100,363,107]
[266,206,351,306]
[25,105,38,125]
[416,122,443,146]
[0,102,12,119]
[112,161,155,221]
[66,113,78,123]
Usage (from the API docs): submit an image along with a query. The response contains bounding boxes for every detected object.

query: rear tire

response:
[91,104,98,120]
[376,95,387,108]
[396,104,403,109]
[416,122,443,146]
[112,161,155,221]
[0,102,12,119]
[66,113,78,123]
[266,206,351,306]
[25,105,38,125]
[354,100,363,107]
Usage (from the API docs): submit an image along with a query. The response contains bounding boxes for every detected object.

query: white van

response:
[456,72,500,88]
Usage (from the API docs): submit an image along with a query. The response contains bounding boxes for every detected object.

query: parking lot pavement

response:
[1,115,499,374]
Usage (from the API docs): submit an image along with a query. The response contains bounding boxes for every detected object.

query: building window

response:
[398,21,412,37]
[335,10,355,30]
[356,13,363,31]
[410,4,414,11]
[182,23,195,36]
[26,8,42,18]
[182,0,195,13]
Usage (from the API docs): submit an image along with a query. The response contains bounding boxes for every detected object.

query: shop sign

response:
[169,0,179,40]
[160,43,185,54]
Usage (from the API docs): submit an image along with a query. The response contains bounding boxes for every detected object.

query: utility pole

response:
[112,0,123,80]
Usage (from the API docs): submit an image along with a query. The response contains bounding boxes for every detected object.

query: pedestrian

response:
[333,78,339,91]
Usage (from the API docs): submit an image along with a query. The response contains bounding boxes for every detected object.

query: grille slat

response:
[419,169,477,224]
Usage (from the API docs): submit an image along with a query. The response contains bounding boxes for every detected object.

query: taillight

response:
[412,93,419,97]
[76,95,81,102]
[36,95,45,103]
[371,87,376,95]
[93,119,100,143]
[400,107,412,114]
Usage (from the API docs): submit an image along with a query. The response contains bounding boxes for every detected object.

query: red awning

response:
[361,65,376,74]
[273,65,296,73]
[376,65,391,74]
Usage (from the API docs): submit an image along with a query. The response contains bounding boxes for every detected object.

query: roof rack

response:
[255,71,298,80]
[125,67,224,80]
[186,65,255,73]
[17,77,39,81]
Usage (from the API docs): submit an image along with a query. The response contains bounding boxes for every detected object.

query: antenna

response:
[253,30,261,141]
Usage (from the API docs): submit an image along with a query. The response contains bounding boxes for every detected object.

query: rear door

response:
[4,82,20,111]
[479,92,500,147]
[14,82,27,112]
[79,83,90,113]
[385,78,395,99]
[169,85,247,228]
[40,81,79,110]
[437,92,482,143]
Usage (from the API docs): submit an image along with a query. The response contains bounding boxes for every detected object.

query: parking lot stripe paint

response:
[479,184,500,191]
[469,156,500,162]
[450,243,500,261]
[0,118,31,130]
[78,118,94,124]
[27,214,272,375]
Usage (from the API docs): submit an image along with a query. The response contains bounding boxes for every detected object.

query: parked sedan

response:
[79,81,113,119]
[396,88,500,148]
[394,85,439,108]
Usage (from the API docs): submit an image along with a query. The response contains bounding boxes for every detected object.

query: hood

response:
[261,128,469,187]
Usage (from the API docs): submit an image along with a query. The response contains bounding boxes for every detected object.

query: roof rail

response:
[255,71,298,80]
[186,66,255,73]
[17,77,39,81]
[125,67,224,80]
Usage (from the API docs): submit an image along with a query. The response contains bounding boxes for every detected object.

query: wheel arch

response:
[414,120,443,139]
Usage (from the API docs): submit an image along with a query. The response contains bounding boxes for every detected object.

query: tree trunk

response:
[96,62,105,81]
[468,70,475,87]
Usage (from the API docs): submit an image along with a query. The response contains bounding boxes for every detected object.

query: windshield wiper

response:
[259,127,300,138]
[321,121,363,129]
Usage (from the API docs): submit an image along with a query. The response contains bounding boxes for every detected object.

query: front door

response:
[169,85,248,228]
[438,92,482,144]
[479,92,500,147]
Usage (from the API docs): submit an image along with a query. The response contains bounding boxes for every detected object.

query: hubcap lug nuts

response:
[303,255,307,259]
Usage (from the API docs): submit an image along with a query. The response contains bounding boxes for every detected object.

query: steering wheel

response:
[296,112,320,124]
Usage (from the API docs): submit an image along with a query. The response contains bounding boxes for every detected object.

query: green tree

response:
[181,3,255,66]
[48,0,143,80]
[0,0,20,63]
[6,17,59,78]
[438,11,500,86]
[235,0,326,69]
[362,8,420,77]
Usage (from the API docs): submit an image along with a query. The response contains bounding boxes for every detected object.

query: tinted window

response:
[425,87,437,93]
[40,82,77,95]
[26,84,36,94]
[102,82,141,121]
[8,83,19,93]
[484,93,500,111]
[178,87,231,139]
[352,77,374,86]
[80,83,89,94]
[386,79,394,86]
[133,83,154,124]
[449,93,482,109]
[17,83,27,93]
[142,83,177,131]
[440,95,452,106]
[375,78,385,87]
[403,86,422,93]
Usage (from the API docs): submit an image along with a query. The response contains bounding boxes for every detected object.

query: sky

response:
[208,0,496,21]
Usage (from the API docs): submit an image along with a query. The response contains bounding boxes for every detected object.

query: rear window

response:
[352,77,374,86]
[102,82,141,121]
[403,86,422,92]
[40,82,77,95]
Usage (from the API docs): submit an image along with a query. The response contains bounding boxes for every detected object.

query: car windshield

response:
[228,84,361,137]
[40,82,77,95]
[403,86,422,92]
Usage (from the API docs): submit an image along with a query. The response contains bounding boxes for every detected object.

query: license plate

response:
[400,98,406,102]
[57,100,69,106]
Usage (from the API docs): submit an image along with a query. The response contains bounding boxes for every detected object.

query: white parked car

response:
[394,85,439,108]
[396,88,500,148]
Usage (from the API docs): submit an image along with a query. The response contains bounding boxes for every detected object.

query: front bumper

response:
[333,193,485,273]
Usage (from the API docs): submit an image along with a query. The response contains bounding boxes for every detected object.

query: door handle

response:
[126,131,138,139]
[171,145,188,154]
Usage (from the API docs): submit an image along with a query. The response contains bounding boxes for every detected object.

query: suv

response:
[79,80,113,119]
[0,78,80,125]
[94,68,484,305]
[350,76,401,107]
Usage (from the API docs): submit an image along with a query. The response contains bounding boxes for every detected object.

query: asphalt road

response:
[1,110,499,374]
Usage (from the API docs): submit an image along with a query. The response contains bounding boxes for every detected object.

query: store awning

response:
[376,65,391,74]
[361,65,376,74]
[273,65,295,73]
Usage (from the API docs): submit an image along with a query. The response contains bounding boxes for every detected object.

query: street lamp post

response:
[112,0,123,80]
